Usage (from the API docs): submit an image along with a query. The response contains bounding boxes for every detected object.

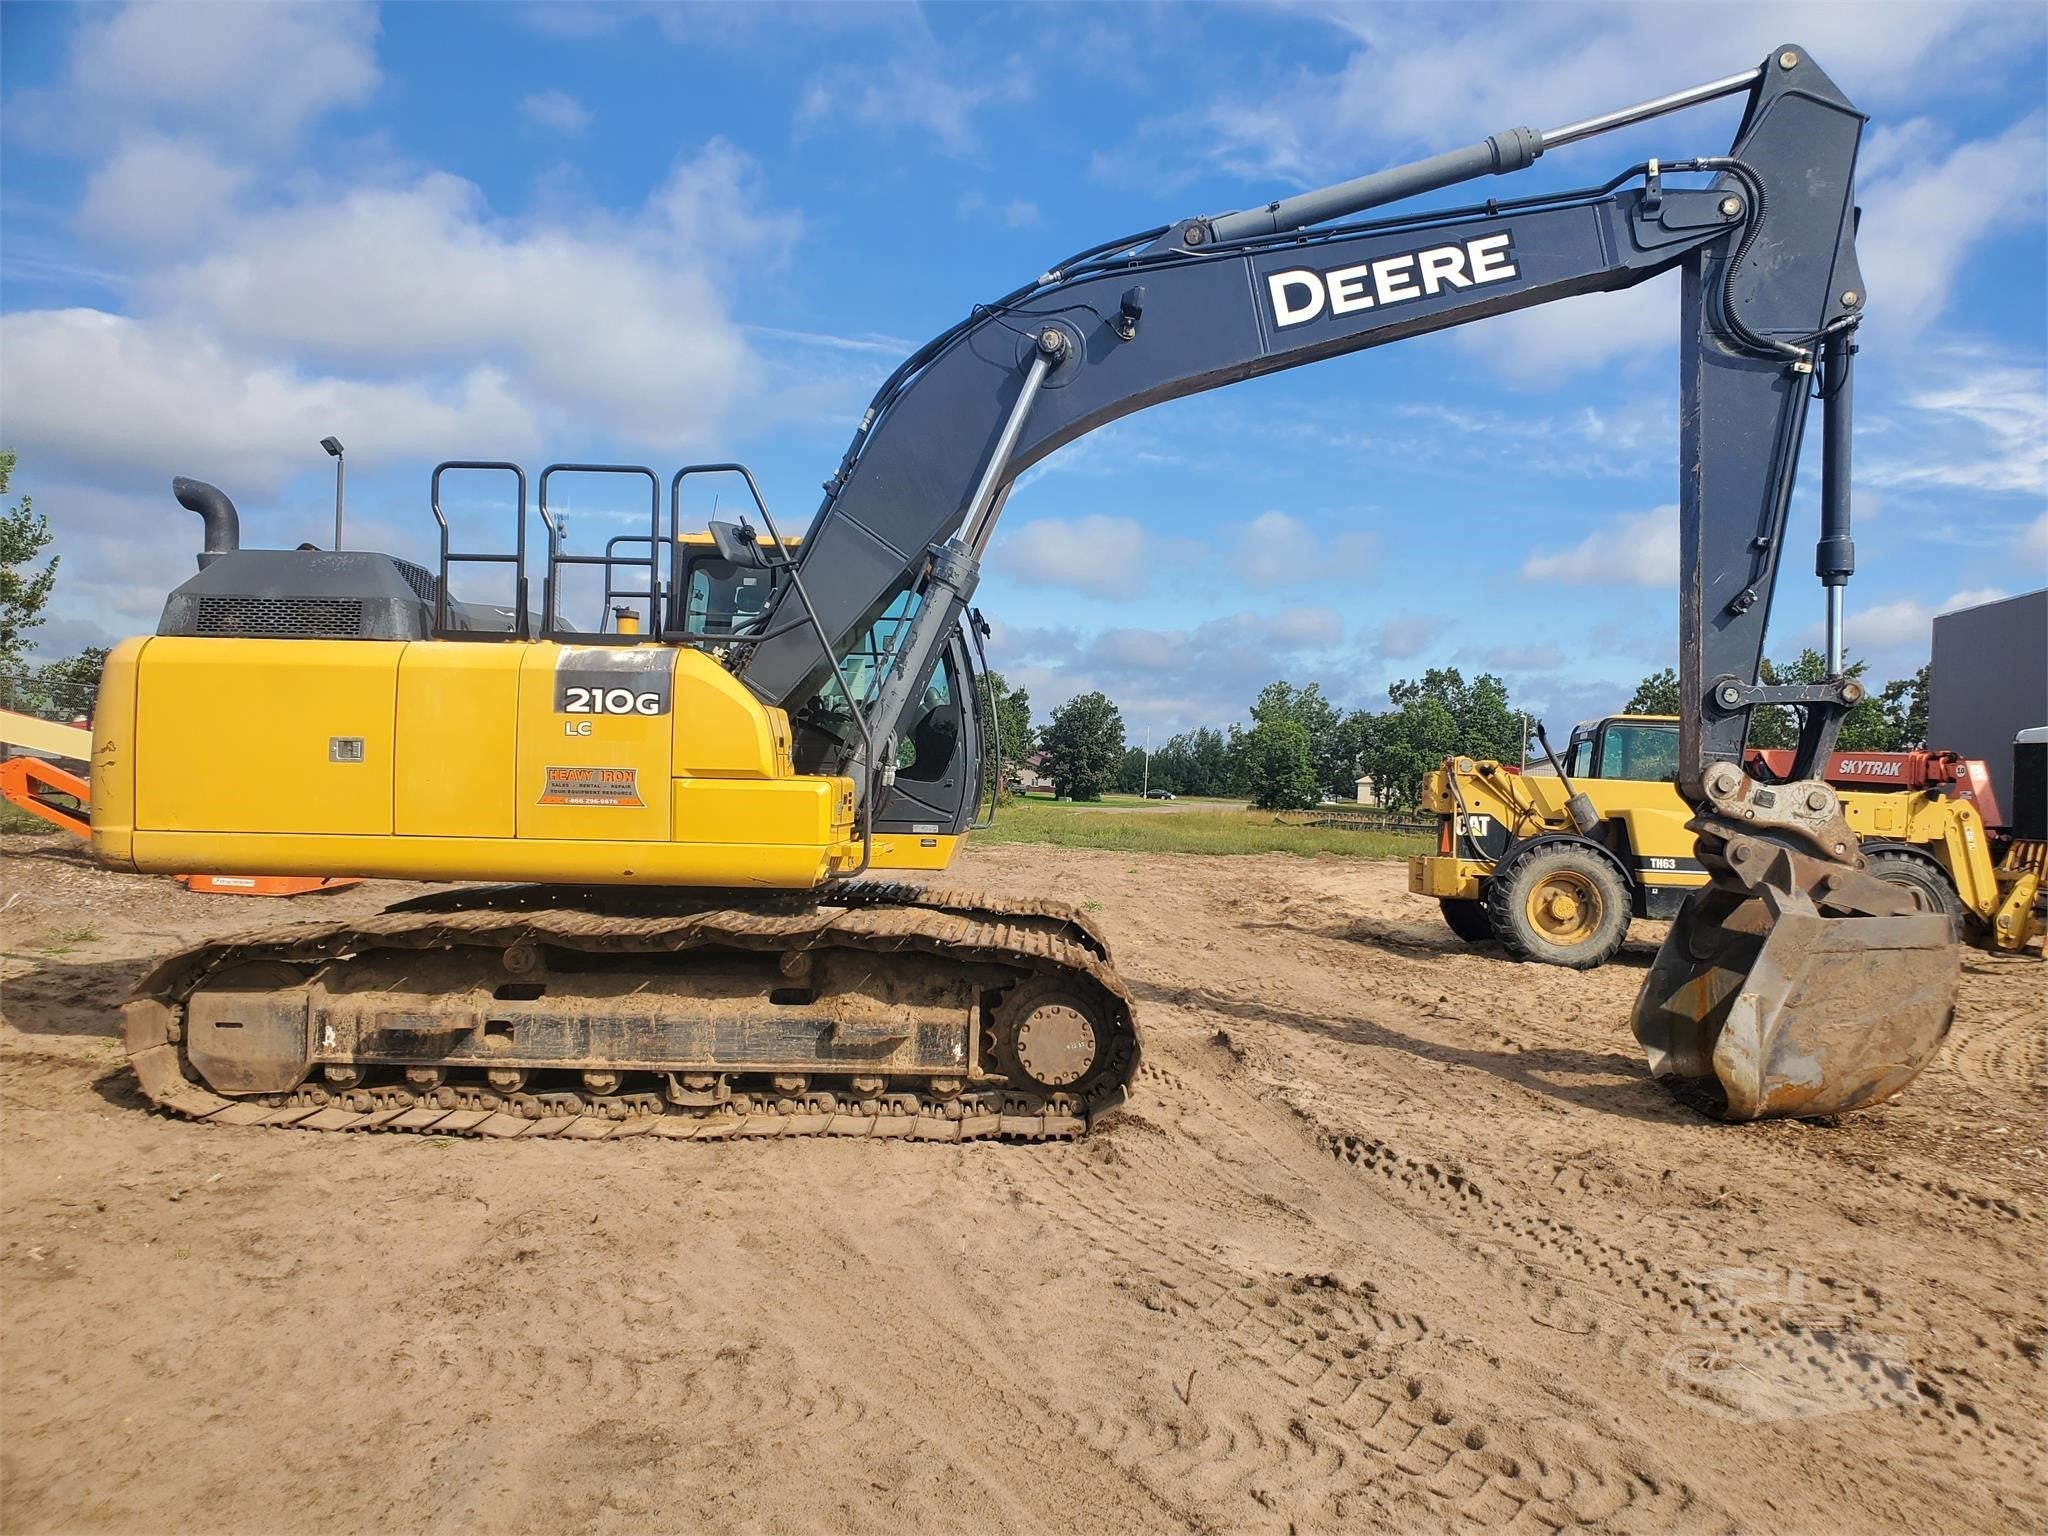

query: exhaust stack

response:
[172,477,240,567]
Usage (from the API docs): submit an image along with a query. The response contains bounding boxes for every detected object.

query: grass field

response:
[975,795,1431,859]
[1,800,75,836]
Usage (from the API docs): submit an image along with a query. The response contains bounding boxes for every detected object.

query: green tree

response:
[1039,691,1125,801]
[1880,664,1930,750]
[1626,667,1680,715]
[1348,667,1522,811]
[1186,727,1230,797]
[1248,680,1353,798]
[1748,650,1895,751]
[1242,715,1319,810]
[0,451,57,670]
[1,647,109,721]
[1115,744,1149,794]
[980,670,1034,800]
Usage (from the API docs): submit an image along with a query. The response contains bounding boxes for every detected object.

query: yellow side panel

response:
[88,636,147,869]
[134,638,399,835]
[671,649,787,779]
[395,645,519,837]
[1844,792,1911,839]
[671,777,855,847]
[516,645,672,842]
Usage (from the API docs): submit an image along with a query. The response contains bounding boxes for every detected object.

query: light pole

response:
[320,437,345,550]
[1141,722,1152,797]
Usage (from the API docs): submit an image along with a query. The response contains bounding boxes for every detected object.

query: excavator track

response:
[122,883,1139,1143]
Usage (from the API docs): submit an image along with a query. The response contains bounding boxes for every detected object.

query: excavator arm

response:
[736,46,1954,1121]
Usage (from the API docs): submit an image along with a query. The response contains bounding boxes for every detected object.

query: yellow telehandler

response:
[1409,714,2042,968]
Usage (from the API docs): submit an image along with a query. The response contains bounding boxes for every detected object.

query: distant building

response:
[1017,750,1055,795]
[1354,775,1382,806]
[1928,588,2047,823]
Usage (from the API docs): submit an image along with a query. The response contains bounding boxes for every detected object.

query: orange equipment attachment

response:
[0,755,92,837]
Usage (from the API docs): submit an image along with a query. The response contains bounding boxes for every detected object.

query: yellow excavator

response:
[1409,714,2042,967]
[100,49,1960,1134]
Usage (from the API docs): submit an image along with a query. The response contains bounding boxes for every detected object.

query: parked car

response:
[1143,789,1175,800]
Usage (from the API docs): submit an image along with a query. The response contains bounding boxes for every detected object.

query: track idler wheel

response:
[989,976,1134,1106]
[1632,839,1959,1121]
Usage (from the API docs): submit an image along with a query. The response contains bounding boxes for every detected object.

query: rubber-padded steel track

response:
[123,883,1139,1143]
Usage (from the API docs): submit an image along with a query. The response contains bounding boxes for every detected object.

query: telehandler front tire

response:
[1439,897,1495,944]
[1865,847,1966,940]
[1487,842,1631,969]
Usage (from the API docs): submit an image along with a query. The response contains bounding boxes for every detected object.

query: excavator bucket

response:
[1632,885,1959,1121]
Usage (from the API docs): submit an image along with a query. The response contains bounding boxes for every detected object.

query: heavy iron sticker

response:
[539,765,645,807]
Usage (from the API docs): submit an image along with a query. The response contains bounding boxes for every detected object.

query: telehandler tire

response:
[1439,897,1495,944]
[1865,847,1966,940]
[1487,841,1631,969]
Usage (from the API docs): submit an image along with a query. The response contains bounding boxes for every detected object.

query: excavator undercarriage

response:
[124,884,1138,1140]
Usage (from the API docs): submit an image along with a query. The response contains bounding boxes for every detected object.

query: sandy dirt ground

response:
[2,831,2041,1535]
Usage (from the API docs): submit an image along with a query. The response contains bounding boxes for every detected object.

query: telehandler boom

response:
[99,46,1955,1136]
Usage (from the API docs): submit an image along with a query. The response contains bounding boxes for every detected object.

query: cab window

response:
[682,557,779,635]
[1563,729,1591,778]
[1596,722,1680,782]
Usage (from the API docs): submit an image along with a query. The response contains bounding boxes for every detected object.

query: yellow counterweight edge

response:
[128,831,861,889]
[865,833,966,872]
[88,637,146,869]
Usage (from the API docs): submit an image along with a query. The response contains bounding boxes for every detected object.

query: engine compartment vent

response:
[193,595,366,638]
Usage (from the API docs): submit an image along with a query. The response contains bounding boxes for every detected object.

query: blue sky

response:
[3,1,2043,737]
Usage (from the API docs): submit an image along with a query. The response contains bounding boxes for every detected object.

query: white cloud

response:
[17,141,795,468]
[521,89,592,135]
[956,193,1041,228]
[1795,586,2013,661]
[1864,351,2048,498]
[76,137,249,247]
[1844,597,1935,651]
[1235,510,1376,589]
[991,605,1353,730]
[1459,277,1673,386]
[1373,615,1442,659]
[798,56,1031,155]
[0,309,537,497]
[1856,115,2048,339]
[2021,513,2048,567]
[1520,505,1676,588]
[997,515,1155,599]
[1477,641,1562,671]
[28,1,380,149]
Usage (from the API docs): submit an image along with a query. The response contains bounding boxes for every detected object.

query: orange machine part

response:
[174,874,360,897]
[0,756,92,837]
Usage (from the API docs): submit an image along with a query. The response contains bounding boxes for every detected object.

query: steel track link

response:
[122,883,1140,1144]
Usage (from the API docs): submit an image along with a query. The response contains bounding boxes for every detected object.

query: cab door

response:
[874,630,983,837]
